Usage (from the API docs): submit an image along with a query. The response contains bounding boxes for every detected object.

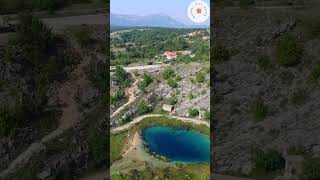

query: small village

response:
[142,30,210,65]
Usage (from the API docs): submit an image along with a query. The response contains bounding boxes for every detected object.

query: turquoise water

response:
[141,126,210,163]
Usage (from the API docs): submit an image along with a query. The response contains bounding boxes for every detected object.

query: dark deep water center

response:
[141,126,210,163]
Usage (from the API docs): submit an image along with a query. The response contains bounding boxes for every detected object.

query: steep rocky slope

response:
[0,22,108,179]
[212,7,320,178]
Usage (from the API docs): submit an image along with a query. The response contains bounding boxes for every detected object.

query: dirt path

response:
[110,64,169,72]
[111,114,210,134]
[0,45,90,178]
[110,73,138,118]
[111,64,169,118]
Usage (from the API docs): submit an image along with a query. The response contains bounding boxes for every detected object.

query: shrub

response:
[303,158,320,180]
[188,108,199,117]
[290,88,307,106]
[167,79,178,88]
[17,12,53,45]
[252,97,268,121]
[90,130,108,165]
[16,167,36,180]
[16,12,54,65]
[204,111,210,120]
[0,111,14,137]
[276,35,303,67]
[253,149,285,176]
[110,89,125,105]
[310,64,320,81]
[175,75,182,82]
[188,92,194,100]
[257,55,271,70]
[121,116,131,123]
[306,18,320,38]
[162,68,175,80]
[0,105,25,137]
[166,97,177,105]
[195,72,205,83]
[138,102,151,115]
[139,73,153,92]
[212,45,229,64]
[113,66,130,88]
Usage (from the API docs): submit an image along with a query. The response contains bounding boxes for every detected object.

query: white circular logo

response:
[187,0,210,23]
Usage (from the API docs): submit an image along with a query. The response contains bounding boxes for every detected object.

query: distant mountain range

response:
[110,13,209,29]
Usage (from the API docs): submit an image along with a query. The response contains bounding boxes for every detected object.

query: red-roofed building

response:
[162,51,177,60]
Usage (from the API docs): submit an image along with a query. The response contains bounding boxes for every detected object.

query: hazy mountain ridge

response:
[111,13,209,28]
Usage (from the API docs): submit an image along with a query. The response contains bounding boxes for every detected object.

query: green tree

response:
[139,73,153,92]
[113,66,130,88]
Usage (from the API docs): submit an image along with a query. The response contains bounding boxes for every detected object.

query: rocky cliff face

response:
[212,8,320,175]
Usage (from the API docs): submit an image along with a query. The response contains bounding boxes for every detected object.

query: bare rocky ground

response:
[110,62,210,127]
[212,6,320,178]
[155,63,210,117]
[0,23,107,179]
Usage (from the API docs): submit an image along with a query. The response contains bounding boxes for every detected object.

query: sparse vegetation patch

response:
[276,35,303,67]
[253,149,285,177]
[252,97,268,121]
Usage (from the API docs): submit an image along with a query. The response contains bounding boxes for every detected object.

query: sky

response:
[110,0,210,25]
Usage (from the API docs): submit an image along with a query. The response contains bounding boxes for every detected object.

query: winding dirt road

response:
[110,64,169,118]
[0,41,90,178]
[110,73,138,118]
[110,64,169,72]
[111,114,210,134]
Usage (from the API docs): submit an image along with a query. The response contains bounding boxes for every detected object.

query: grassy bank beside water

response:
[110,116,210,179]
